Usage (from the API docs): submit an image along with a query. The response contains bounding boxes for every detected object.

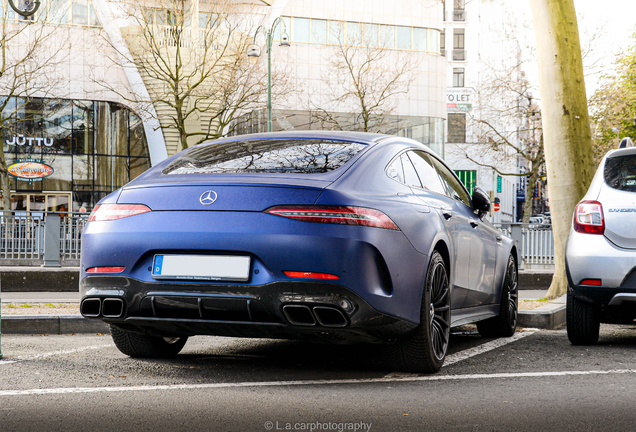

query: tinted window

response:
[428,155,471,206]
[163,139,367,175]
[605,154,636,191]
[401,154,422,188]
[387,156,405,183]
[408,151,446,195]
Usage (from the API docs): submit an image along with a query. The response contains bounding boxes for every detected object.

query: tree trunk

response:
[522,171,538,224]
[530,0,596,298]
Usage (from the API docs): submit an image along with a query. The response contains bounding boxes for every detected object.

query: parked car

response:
[565,138,636,344]
[80,131,518,373]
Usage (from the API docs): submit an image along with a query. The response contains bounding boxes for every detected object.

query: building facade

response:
[0,0,446,213]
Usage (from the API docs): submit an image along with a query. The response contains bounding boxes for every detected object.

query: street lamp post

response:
[247,17,290,132]
[7,0,41,17]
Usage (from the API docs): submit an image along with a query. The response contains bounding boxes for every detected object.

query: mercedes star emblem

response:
[199,190,218,205]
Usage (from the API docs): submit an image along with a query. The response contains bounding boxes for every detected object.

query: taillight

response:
[88,204,151,222]
[573,201,604,235]
[265,205,400,230]
[283,271,340,280]
[86,266,125,273]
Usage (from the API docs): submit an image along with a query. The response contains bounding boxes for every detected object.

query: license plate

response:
[151,255,251,282]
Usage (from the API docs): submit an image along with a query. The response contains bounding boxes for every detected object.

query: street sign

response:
[493,202,501,212]
[497,175,502,193]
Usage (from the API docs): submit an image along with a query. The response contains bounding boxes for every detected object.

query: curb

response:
[1,315,109,334]
[518,296,566,330]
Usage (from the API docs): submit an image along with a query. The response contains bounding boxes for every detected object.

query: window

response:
[429,156,471,206]
[413,28,427,52]
[293,17,310,43]
[401,154,422,188]
[163,140,367,175]
[453,29,465,49]
[454,0,465,10]
[396,26,412,50]
[454,170,477,195]
[408,151,446,195]
[311,19,327,44]
[440,30,445,55]
[447,113,466,143]
[604,155,636,191]
[453,68,465,87]
[387,156,405,184]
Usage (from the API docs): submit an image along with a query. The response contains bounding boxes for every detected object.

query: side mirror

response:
[472,187,491,218]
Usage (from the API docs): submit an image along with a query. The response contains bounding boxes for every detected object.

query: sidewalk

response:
[0,289,566,335]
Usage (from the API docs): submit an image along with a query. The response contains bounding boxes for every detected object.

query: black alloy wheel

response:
[386,251,451,373]
[477,254,518,337]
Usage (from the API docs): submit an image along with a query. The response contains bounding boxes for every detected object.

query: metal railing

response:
[0,211,89,266]
[495,223,555,268]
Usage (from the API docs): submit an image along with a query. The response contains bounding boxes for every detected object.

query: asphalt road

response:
[2,325,636,432]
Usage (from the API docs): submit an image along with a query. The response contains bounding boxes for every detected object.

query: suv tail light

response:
[88,204,152,222]
[265,205,400,230]
[573,200,604,235]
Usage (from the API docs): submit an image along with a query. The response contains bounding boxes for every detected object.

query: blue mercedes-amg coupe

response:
[80,131,518,373]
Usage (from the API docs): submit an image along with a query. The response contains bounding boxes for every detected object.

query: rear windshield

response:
[604,154,636,191]
[162,139,367,175]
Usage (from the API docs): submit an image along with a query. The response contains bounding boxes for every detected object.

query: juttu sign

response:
[7,159,54,182]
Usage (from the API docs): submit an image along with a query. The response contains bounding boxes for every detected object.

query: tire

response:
[477,254,518,338]
[110,325,188,358]
[385,251,451,373]
[566,290,600,345]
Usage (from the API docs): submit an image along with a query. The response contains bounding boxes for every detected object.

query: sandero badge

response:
[7,159,54,182]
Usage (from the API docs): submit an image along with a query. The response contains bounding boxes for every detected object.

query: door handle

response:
[442,209,453,219]
[470,221,479,228]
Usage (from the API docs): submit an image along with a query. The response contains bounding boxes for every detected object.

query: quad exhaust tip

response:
[80,297,125,318]
[283,304,348,328]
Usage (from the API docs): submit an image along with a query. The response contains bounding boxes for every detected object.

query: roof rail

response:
[619,137,634,148]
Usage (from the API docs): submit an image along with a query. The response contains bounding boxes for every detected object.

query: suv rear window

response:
[162,139,367,175]
[604,154,636,191]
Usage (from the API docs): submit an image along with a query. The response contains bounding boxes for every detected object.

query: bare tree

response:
[97,0,283,154]
[309,22,420,133]
[530,0,596,299]
[449,53,545,223]
[0,10,68,211]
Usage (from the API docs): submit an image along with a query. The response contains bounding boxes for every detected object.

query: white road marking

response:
[1,369,635,397]
[443,331,534,367]
[0,344,112,365]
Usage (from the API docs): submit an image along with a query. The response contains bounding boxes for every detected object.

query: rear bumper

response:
[566,229,636,322]
[80,277,417,343]
[566,229,636,294]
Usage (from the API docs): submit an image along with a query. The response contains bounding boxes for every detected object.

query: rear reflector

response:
[573,200,604,235]
[580,279,602,286]
[86,267,125,273]
[283,271,340,280]
[89,204,152,222]
[266,205,400,230]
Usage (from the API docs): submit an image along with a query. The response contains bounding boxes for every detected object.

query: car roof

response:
[606,146,636,159]
[197,130,391,147]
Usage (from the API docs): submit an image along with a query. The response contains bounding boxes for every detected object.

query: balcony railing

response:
[452,49,466,61]
[453,10,467,21]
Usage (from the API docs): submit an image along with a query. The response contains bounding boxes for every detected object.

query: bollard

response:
[43,214,61,267]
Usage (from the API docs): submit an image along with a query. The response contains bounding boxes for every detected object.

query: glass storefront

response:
[1,97,151,211]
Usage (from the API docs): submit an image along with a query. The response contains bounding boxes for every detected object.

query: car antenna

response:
[618,137,634,148]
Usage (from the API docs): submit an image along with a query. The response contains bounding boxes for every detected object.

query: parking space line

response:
[0,344,112,365]
[2,368,636,397]
[443,330,535,367]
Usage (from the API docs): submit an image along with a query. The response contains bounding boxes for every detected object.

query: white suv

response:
[565,139,636,344]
